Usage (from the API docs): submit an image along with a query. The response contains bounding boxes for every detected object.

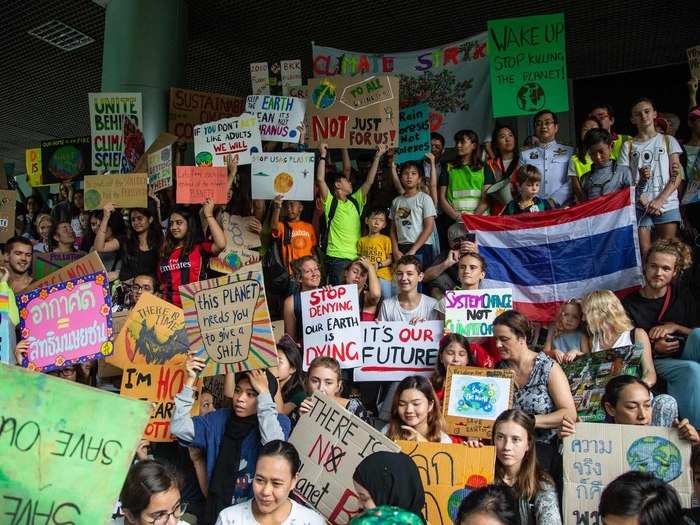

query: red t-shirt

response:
[158,242,213,307]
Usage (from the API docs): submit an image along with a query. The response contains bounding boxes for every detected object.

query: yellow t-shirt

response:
[357,234,393,281]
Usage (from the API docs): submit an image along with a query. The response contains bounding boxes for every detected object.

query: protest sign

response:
[281,59,302,88]
[251,152,315,201]
[168,87,245,142]
[285,84,308,98]
[272,320,284,342]
[398,441,495,525]
[290,392,400,524]
[209,213,262,274]
[121,115,145,173]
[688,45,700,79]
[0,189,16,243]
[251,62,271,95]
[17,272,113,372]
[148,143,173,191]
[83,172,148,210]
[563,422,692,524]
[194,113,262,167]
[88,92,142,171]
[29,251,105,290]
[301,285,362,370]
[0,363,150,524]
[25,148,42,186]
[32,251,84,281]
[443,366,514,439]
[396,103,431,164]
[487,13,568,117]
[354,321,443,382]
[562,344,643,422]
[245,95,306,143]
[306,75,400,149]
[180,264,277,376]
[444,288,512,337]
[40,136,92,183]
[175,166,228,204]
[109,292,189,370]
[313,35,491,144]
[0,313,14,364]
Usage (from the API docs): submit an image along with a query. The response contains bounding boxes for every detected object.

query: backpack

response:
[318,195,361,254]
[262,221,293,296]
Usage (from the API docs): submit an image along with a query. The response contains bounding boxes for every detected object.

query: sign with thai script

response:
[397,103,431,164]
[193,113,262,167]
[290,392,400,524]
[88,92,142,171]
[563,423,692,525]
[0,189,16,243]
[17,272,113,372]
[25,148,42,186]
[29,251,106,290]
[209,213,261,275]
[306,75,400,149]
[251,152,315,201]
[353,321,443,382]
[444,288,512,337]
[443,365,514,439]
[168,87,244,142]
[245,95,306,143]
[40,136,92,183]
[32,252,84,281]
[175,166,228,204]
[83,172,148,210]
[301,285,362,370]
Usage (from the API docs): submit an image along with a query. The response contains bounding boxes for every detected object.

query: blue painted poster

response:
[396,103,431,164]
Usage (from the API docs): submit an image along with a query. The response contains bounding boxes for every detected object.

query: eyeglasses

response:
[131,284,154,293]
[145,501,188,525]
[534,120,555,127]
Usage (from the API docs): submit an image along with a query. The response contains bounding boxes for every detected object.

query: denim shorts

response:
[636,206,681,228]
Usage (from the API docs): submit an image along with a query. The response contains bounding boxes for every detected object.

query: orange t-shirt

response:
[272,220,317,273]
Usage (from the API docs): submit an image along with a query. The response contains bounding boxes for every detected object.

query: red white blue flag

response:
[462,188,643,322]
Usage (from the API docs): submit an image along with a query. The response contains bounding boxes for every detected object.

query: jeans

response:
[653,328,700,427]
[325,256,351,286]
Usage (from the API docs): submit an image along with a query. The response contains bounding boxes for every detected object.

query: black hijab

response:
[353,451,425,519]
[205,370,279,525]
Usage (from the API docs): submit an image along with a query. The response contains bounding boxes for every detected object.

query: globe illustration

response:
[516,82,545,112]
[48,145,85,180]
[626,436,682,482]
[448,488,470,521]
[457,381,497,415]
[195,151,213,167]
[311,80,337,109]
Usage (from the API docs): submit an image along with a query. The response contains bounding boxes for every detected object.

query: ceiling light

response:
[28,20,94,51]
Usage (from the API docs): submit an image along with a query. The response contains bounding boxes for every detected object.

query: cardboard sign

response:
[148,144,174,192]
[40,136,92,183]
[251,152,315,201]
[83,172,148,210]
[688,45,700,79]
[301,285,362,370]
[306,75,400,149]
[32,251,84,281]
[245,95,306,143]
[285,84,308,98]
[209,213,262,274]
[487,14,568,117]
[29,251,106,290]
[0,189,16,243]
[272,319,284,342]
[194,113,263,167]
[281,59,303,90]
[562,345,643,422]
[290,392,401,524]
[17,272,113,372]
[443,366,514,439]
[175,166,228,204]
[396,103,431,164]
[168,87,245,142]
[563,422,692,524]
[180,264,277,376]
[444,288,512,337]
[353,321,444,382]
[25,147,42,186]
[88,92,143,171]
[0,363,150,524]
[109,292,189,370]
[251,62,270,95]
[398,441,496,525]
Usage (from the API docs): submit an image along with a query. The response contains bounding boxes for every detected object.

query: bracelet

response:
[320,156,327,162]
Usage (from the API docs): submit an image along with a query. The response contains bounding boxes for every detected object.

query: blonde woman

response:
[33,213,53,253]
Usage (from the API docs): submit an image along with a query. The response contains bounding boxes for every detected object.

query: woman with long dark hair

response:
[485,123,520,215]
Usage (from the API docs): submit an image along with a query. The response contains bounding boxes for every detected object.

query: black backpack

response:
[263,221,293,296]
[318,195,361,254]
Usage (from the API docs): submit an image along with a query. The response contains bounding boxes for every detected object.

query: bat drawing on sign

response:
[125,319,189,364]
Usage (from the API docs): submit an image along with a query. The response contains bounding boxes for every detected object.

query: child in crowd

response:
[270,194,317,275]
[273,335,306,417]
[343,257,381,321]
[356,208,393,298]
[579,128,633,201]
[456,485,521,525]
[431,333,472,400]
[543,300,589,364]
[502,165,552,215]
[685,445,700,522]
[600,471,683,525]
[568,116,601,202]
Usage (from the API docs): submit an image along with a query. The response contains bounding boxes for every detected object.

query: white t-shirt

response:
[390,191,437,245]
[216,499,325,525]
[378,294,439,322]
[380,424,452,443]
[618,133,682,212]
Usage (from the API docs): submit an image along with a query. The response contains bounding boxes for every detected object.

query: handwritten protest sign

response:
[562,345,643,422]
[245,95,306,143]
[25,148,42,186]
[32,252,84,281]
[168,87,244,142]
[444,288,512,337]
[306,75,400,149]
[194,113,262,167]
[290,392,400,524]
[397,103,431,164]
[286,84,308,98]
[354,321,443,382]
[563,423,692,524]
[209,213,261,274]
[688,45,700,79]
[148,143,173,191]
[180,264,277,376]
[398,441,495,525]
[29,251,105,290]
[251,62,270,95]
[487,14,568,117]
[251,152,315,201]
[176,166,228,204]
[40,136,92,183]
[0,189,16,243]
[0,363,150,524]
[17,272,112,372]
[88,92,142,171]
[281,59,302,89]
[301,285,362,370]
[83,172,148,210]
[443,366,514,439]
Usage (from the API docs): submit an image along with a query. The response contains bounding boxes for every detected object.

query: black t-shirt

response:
[622,283,699,332]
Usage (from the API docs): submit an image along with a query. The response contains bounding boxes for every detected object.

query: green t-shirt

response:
[324,189,366,260]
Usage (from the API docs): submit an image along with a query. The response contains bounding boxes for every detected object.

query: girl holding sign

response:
[282,255,321,344]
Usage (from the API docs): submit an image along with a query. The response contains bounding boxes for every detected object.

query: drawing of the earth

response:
[626,436,682,482]
[448,489,470,521]
[458,381,497,415]
[516,82,545,112]
[311,79,337,109]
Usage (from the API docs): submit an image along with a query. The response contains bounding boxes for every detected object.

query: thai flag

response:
[462,188,643,322]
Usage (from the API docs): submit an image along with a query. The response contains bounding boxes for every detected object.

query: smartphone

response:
[465,233,476,243]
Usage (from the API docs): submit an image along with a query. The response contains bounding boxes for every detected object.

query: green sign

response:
[487,13,568,117]
[0,363,150,523]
